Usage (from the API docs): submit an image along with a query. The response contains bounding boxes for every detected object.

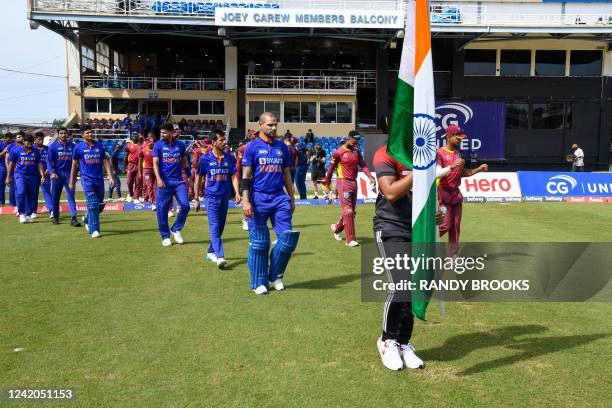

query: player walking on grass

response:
[194,130,240,269]
[241,112,299,295]
[139,135,156,210]
[6,134,45,224]
[70,125,115,238]
[33,132,53,218]
[48,128,80,226]
[325,131,374,247]
[436,125,487,255]
[0,133,13,206]
[373,145,443,371]
[153,124,190,247]
[124,133,142,203]
[236,132,256,231]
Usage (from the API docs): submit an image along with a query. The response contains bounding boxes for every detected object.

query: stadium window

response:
[172,100,198,115]
[570,51,602,77]
[84,98,110,114]
[500,50,531,76]
[566,104,573,130]
[284,102,300,123]
[199,100,225,115]
[300,102,317,123]
[113,51,125,73]
[535,50,566,77]
[320,102,353,124]
[464,50,496,76]
[111,99,139,114]
[81,45,95,72]
[505,103,529,129]
[96,42,110,74]
[248,101,280,122]
[532,103,565,130]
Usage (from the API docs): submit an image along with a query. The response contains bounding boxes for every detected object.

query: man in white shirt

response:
[571,143,584,172]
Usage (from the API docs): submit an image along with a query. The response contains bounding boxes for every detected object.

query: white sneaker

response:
[133,199,141,204]
[272,278,285,291]
[126,195,132,203]
[118,197,126,202]
[49,215,54,219]
[91,231,100,238]
[151,204,156,211]
[242,219,249,231]
[206,252,218,263]
[377,337,404,371]
[172,230,184,244]
[346,240,359,247]
[168,210,174,218]
[162,238,172,247]
[84,222,89,233]
[31,213,38,219]
[331,224,342,241]
[19,214,26,224]
[253,285,268,295]
[13,207,18,214]
[25,216,33,223]
[400,343,425,369]
[216,258,227,269]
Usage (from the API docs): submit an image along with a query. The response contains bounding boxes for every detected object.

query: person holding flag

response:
[193,130,240,268]
[70,125,115,238]
[436,124,488,256]
[375,0,440,370]
[48,128,80,226]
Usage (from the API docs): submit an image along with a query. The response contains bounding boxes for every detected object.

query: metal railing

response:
[68,128,131,139]
[82,76,225,91]
[274,69,376,88]
[246,75,357,95]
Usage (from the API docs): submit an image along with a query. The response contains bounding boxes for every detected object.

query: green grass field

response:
[1,203,611,407]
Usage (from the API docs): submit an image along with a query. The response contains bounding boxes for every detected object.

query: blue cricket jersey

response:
[241,135,290,194]
[9,145,41,176]
[48,140,75,174]
[197,150,236,197]
[35,145,49,172]
[0,141,7,170]
[72,141,106,182]
[152,139,186,181]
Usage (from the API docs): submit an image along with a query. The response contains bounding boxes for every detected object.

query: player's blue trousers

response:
[81,178,106,233]
[51,171,78,218]
[15,174,39,216]
[206,194,229,258]
[156,178,190,239]
[0,167,6,205]
[36,176,53,214]
[295,162,308,199]
[9,178,16,207]
[247,191,292,233]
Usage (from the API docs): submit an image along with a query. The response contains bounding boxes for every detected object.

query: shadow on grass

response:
[102,228,159,236]
[183,236,249,246]
[419,324,609,376]
[289,273,360,290]
[293,223,326,229]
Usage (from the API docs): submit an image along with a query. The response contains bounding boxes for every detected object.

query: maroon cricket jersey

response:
[372,146,412,234]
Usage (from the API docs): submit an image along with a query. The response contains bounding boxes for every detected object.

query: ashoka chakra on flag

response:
[412,113,437,170]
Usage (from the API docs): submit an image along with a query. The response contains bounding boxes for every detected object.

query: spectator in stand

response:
[294,141,309,199]
[284,129,293,140]
[108,142,122,199]
[305,129,315,144]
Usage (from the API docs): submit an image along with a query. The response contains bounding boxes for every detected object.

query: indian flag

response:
[387,0,437,320]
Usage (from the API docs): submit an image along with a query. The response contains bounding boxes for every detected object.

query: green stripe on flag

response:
[387,79,414,170]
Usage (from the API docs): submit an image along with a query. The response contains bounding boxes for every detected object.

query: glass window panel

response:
[199,100,213,115]
[172,100,198,115]
[532,103,564,129]
[320,102,337,123]
[265,101,281,121]
[84,98,97,113]
[96,99,110,113]
[336,102,353,123]
[500,50,531,76]
[464,50,496,76]
[111,99,138,114]
[300,102,317,123]
[284,102,300,123]
[535,50,566,77]
[212,101,225,115]
[249,101,265,122]
[570,51,602,77]
[505,103,529,129]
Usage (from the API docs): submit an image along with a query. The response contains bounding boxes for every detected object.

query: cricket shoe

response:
[330,224,342,241]
[346,241,359,247]
[206,252,218,263]
[242,219,249,231]
[13,207,18,215]
[31,213,37,219]
[172,230,184,244]
[216,258,227,269]
[70,216,81,227]
[49,214,54,219]
[25,216,33,223]
[400,343,425,369]
[91,231,100,238]
[19,214,26,224]
[84,223,89,233]
[377,337,404,371]
[253,285,269,295]
[168,210,175,218]
[133,199,141,204]
[151,204,156,211]
[162,238,172,247]
[126,195,133,203]
[271,278,285,291]
[313,195,319,200]
[52,217,59,225]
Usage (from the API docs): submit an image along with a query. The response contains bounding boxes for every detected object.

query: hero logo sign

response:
[546,175,577,195]
[459,172,522,198]
[435,102,482,151]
